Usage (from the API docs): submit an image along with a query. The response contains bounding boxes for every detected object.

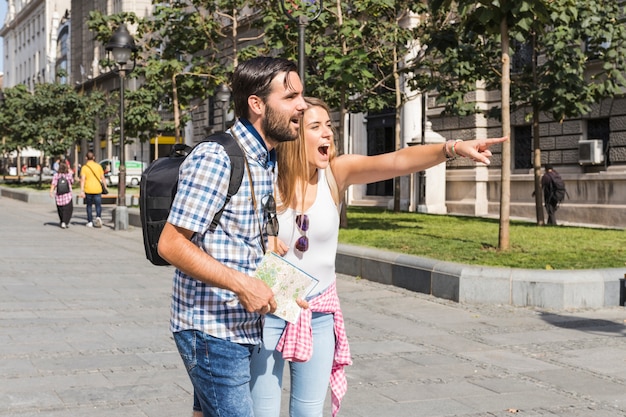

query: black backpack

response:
[139,133,244,266]
[547,171,568,205]
[56,175,70,195]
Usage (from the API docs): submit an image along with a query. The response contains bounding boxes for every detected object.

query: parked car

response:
[99,158,146,187]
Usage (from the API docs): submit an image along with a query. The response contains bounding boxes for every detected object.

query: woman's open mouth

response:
[318,144,330,156]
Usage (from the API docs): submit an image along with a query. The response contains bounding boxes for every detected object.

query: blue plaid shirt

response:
[168,120,275,344]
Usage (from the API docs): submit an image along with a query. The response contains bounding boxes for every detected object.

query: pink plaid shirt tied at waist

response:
[276,281,352,417]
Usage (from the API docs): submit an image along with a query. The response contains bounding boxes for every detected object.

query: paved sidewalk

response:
[1,196,625,417]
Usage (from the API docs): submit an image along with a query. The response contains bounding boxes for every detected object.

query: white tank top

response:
[276,169,339,294]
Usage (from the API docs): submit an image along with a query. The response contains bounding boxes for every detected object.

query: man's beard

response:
[262,103,299,143]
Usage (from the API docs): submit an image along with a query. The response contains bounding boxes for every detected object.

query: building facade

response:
[69,0,152,167]
[0,0,70,88]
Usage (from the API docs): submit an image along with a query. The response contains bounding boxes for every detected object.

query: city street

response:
[1,194,625,417]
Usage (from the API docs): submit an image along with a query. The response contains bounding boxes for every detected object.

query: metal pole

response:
[115,67,129,230]
[221,101,227,132]
[119,68,126,208]
[298,16,306,87]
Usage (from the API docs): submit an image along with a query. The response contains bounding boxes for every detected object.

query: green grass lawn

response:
[3,181,624,270]
[339,207,626,270]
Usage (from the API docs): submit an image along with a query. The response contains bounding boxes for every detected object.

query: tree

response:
[0,81,110,184]
[258,0,429,213]
[31,83,111,184]
[414,0,626,249]
[88,1,266,146]
[0,85,34,177]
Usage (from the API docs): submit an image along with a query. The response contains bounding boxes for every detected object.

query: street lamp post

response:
[105,24,137,231]
[215,84,231,132]
[280,0,323,88]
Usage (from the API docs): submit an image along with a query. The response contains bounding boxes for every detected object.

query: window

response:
[365,110,395,196]
[511,40,533,74]
[513,125,532,170]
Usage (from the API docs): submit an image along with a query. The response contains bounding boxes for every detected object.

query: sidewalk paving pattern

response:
[1,196,625,417]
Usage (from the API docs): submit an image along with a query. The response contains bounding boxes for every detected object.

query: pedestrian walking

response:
[541,164,568,225]
[49,161,74,229]
[80,151,106,228]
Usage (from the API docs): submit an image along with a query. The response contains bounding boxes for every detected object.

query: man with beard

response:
[158,57,307,417]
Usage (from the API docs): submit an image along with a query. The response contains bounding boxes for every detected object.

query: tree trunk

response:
[531,30,545,225]
[337,0,349,228]
[533,103,544,225]
[498,13,512,251]
[393,43,402,212]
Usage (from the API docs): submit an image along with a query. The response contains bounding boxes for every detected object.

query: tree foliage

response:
[259,0,428,114]
[0,83,110,159]
[87,1,264,142]
[416,0,626,122]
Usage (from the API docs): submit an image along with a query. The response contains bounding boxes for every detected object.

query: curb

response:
[336,243,626,309]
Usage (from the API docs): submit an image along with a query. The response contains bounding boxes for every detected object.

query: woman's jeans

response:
[84,193,102,223]
[174,330,256,417]
[250,312,335,417]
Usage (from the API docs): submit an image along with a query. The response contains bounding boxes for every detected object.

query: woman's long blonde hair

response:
[276,97,340,213]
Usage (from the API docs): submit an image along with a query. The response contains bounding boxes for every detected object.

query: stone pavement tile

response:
[525,368,626,399]
[341,388,474,417]
[3,372,111,393]
[343,303,449,339]
[543,406,626,417]
[377,379,492,402]
[54,381,184,408]
[30,352,151,373]
[139,398,196,417]
[479,327,602,346]
[347,355,427,382]
[0,358,39,378]
[134,350,183,368]
[0,339,73,360]
[0,390,64,413]
[455,389,583,414]
[424,333,494,353]
[460,349,563,373]
[557,346,626,375]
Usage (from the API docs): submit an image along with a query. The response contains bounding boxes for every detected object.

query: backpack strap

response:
[204,133,245,232]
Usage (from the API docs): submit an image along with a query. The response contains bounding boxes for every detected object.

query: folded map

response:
[255,252,319,323]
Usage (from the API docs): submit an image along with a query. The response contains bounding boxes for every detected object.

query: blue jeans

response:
[250,312,335,417]
[84,193,102,223]
[174,330,256,417]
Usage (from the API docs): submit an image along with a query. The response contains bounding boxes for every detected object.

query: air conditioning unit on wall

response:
[578,139,604,165]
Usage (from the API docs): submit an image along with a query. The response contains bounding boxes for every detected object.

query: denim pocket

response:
[173,330,197,373]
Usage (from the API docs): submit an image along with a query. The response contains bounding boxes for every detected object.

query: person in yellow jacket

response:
[79,151,107,228]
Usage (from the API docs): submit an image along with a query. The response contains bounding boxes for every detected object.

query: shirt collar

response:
[240,118,276,169]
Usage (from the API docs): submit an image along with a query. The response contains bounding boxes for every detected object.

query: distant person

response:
[541,164,568,225]
[80,152,106,228]
[49,162,74,229]
[52,158,60,173]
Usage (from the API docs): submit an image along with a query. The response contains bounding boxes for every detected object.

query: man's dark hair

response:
[231,57,298,120]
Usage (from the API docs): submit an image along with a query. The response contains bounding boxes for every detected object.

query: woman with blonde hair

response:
[250,97,506,417]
